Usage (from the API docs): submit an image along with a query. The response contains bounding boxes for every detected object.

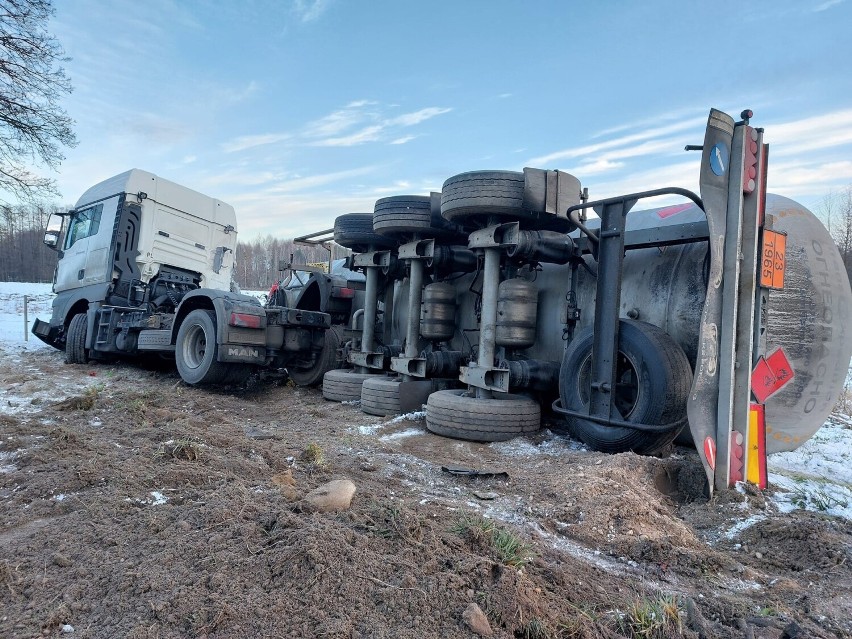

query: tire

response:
[373,195,463,241]
[361,376,402,416]
[425,389,540,442]
[65,313,89,364]
[441,170,572,231]
[441,171,525,222]
[558,320,692,455]
[334,213,394,253]
[288,326,343,387]
[322,369,374,402]
[175,310,229,385]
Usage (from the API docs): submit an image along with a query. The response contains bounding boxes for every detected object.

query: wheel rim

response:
[576,351,640,420]
[182,324,207,370]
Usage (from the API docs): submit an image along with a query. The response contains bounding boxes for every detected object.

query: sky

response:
[43,0,852,240]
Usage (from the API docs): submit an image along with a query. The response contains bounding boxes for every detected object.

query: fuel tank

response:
[388,194,851,452]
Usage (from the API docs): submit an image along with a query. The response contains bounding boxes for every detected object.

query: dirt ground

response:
[1,346,850,639]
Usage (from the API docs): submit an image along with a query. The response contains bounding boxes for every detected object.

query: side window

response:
[64,203,103,249]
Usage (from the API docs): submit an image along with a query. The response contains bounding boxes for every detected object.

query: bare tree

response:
[0,0,76,204]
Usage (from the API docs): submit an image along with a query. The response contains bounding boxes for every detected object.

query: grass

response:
[58,384,103,411]
[617,595,682,639]
[301,442,327,468]
[155,437,203,461]
[451,513,533,568]
[791,484,849,511]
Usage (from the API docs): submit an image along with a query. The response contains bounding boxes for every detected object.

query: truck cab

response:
[34,170,330,386]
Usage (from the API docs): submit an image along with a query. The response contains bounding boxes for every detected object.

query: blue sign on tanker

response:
[710,142,728,176]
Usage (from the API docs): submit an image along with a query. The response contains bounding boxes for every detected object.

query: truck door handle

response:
[78,269,85,280]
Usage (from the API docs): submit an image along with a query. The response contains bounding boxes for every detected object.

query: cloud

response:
[222,133,291,153]
[390,136,416,145]
[315,125,384,147]
[527,117,705,166]
[265,165,379,193]
[304,102,451,146]
[304,104,377,138]
[387,107,452,127]
[813,0,844,11]
[766,109,852,156]
[769,160,852,196]
[293,0,331,22]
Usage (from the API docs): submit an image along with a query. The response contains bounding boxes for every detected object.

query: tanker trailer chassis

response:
[419,108,852,495]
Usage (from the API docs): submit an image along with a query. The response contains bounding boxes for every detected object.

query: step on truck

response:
[32,169,330,386]
[319,108,852,494]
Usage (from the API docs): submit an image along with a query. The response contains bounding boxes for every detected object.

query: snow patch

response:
[379,427,424,442]
[357,410,426,435]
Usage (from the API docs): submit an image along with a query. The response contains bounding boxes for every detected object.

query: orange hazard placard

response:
[760,229,786,290]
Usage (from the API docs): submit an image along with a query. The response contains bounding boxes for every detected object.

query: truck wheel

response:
[288,326,343,387]
[425,389,540,442]
[373,196,463,241]
[175,310,228,385]
[334,213,395,253]
[558,320,692,455]
[361,376,402,416]
[65,313,89,364]
[322,369,374,402]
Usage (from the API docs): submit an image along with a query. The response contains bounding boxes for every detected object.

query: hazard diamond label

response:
[751,348,795,404]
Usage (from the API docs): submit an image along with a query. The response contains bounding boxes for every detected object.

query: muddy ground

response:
[1,346,850,639]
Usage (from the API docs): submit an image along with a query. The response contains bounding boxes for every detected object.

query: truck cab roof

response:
[75,169,236,230]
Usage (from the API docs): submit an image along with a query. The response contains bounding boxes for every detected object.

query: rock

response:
[781,622,802,639]
[462,602,493,637]
[61,624,75,633]
[473,491,499,500]
[303,479,356,512]
[52,553,72,568]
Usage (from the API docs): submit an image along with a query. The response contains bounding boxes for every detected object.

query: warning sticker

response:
[751,348,795,404]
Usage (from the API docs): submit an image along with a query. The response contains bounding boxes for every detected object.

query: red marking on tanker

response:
[729,431,744,484]
[657,203,693,219]
[704,437,716,471]
[751,348,795,403]
[759,229,786,290]
[746,404,767,489]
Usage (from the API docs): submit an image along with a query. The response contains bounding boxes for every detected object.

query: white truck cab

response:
[34,170,330,386]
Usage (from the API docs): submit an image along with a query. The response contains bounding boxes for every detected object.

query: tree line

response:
[0,205,350,288]
[818,187,852,284]
[1,192,851,287]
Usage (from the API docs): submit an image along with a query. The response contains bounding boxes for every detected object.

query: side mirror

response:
[43,230,60,249]
[44,213,65,251]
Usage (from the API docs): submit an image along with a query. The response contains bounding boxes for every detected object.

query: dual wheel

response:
[320,370,404,418]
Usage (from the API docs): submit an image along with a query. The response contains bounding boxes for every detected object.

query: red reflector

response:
[335,287,355,299]
[229,312,262,329]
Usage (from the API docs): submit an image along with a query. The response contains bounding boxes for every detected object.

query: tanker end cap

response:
[760,194,852,453]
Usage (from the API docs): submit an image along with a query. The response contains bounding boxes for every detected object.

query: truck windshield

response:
[64,203,103,249]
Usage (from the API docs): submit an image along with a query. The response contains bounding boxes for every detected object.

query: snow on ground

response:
[768,413,852,519]
[2,281,852,519]
[0,282,54,351]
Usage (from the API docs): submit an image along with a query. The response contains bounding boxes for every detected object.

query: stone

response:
[61,625,75,634]
[52,553,72,568]
[303,479,356,512]
[462,602,493,637]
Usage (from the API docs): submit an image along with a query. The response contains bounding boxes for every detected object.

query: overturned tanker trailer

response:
[319,108,852,494]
